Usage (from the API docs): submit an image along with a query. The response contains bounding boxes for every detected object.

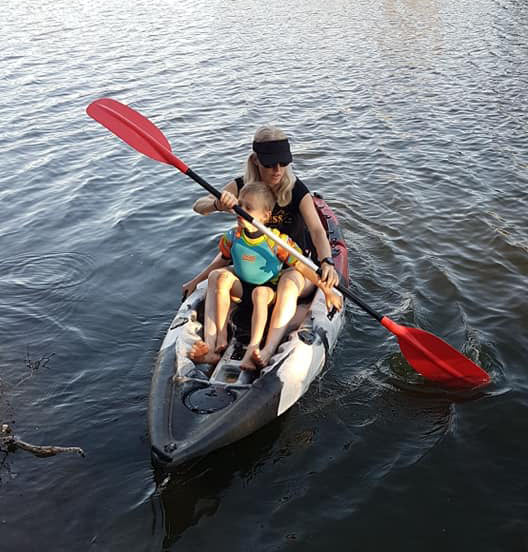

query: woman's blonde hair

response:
[243,125,295,207]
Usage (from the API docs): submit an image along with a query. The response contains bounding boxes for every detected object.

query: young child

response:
[188,182,343,370]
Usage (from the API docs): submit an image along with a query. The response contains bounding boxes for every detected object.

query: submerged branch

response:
[1,424,85,458]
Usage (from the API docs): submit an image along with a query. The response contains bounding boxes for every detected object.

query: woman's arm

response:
[182,252,231,297]
[293,262,343,312]
[298,194,340,287]
[193,180,239,215]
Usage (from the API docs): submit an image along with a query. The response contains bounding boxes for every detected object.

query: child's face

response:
[238,193,271,231]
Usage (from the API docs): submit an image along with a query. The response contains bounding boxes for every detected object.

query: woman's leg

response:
[240,286,275,370]
[189,268,237,365]
[252,269,315,368]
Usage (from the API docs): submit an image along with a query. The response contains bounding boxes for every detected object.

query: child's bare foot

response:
[215,336,228,355]
[251,348,270,370]
[188,341,220,365]
[240,345,258,371]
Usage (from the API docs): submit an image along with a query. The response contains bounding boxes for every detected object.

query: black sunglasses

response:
[261,161,289,169]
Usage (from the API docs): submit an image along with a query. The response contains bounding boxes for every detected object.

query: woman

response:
[183,125,340,368]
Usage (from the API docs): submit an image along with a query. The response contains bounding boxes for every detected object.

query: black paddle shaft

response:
[186,168,383,322]
[186,168,253,222]
[337,284,383,321]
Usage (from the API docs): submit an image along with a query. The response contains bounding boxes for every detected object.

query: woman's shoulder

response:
[291,176,310,205]
[234,176,244,191]
[293,176,309,191]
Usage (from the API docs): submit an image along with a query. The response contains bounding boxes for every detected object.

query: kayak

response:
[148,193,349,470]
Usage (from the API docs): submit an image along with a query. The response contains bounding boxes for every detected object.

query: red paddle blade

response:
[381,317,490,388]
[86,98,188,172]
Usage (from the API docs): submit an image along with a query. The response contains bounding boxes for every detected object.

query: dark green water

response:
[1,0,527,550]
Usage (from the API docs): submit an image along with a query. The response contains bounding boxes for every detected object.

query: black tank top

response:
[235,177,315,257]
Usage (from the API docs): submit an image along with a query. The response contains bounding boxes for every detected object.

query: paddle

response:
[86,98,491,389]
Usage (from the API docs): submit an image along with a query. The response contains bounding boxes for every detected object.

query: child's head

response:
[238,182,276,225]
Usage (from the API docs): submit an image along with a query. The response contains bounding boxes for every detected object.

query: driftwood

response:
[0,350,85,482]
[1,424,85,458]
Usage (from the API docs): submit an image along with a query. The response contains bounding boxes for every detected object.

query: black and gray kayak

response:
[149,194,349,470]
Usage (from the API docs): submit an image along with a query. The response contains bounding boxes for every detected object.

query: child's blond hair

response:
[239,181,276,213]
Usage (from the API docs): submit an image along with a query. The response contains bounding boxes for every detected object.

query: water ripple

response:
[0,252,94,291]
[0,252,95,344]
[1,0,528,549]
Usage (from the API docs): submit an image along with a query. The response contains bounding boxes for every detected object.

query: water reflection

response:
[154,419,285,548]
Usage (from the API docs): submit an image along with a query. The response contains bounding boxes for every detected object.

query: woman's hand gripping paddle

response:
[86,98,491,389]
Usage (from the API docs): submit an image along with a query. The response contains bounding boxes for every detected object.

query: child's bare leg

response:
[215,270,242,353]
[189,268,226,365]
[241,286,275,371]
